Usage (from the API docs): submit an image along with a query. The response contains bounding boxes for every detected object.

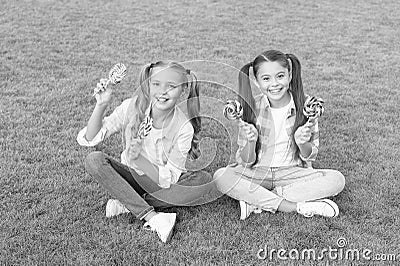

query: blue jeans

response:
[213,165,345,213]
[85,151,221,220]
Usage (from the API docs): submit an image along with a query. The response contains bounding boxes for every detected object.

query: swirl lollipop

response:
[93,63,127,96]
[303,96,324,122]
[137,115,153,139]
[223,99,243,121]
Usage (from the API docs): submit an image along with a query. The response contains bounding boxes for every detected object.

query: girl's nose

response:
[161,84,169,93]
[271,77,279,86]
[155,83,167,94]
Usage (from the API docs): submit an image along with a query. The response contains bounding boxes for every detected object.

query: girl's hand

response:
[94,78,114,106]
[126,138,142,163]
[239,120,258,143]
[294,119,316,146]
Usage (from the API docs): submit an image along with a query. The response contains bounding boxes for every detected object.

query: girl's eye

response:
[169,85,178,89]
[262,77,270,82]
[152,82,160,86]
[277,74,285,79]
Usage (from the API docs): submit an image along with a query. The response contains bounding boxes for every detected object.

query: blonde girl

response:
[77,61,218,243]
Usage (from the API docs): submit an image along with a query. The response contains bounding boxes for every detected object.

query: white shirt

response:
[259,96,296,167]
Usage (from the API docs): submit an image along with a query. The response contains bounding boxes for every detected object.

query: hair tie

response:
[149,63,154,69]
[186,69,191,75]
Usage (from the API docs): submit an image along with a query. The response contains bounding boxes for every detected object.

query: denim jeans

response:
[85,151,221,220]
[213,164,345,213]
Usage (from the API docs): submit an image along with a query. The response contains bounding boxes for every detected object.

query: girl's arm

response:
[240,139,257,164]
[295,119,319,160]
[297,142,313,158]
[85,79,114,140]
[237,120,258,165]
[85,103,109,140]
[77,81,132,147]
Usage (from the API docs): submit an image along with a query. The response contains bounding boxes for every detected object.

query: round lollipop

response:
[303,96,324,122]
[223,99,243,121]
[93,63,127,96]
[138,115,153,139]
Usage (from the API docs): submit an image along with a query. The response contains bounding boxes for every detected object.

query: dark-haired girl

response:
[214,50,345,220]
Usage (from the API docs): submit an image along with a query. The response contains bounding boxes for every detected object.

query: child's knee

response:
[213,168,226,180]
[213,167,237,193]
[213,167,233,186]
[84,151,105,174]
[328,170,346,194]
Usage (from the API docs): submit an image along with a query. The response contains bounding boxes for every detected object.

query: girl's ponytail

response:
[129,63,152,138]
[286,53,307,162]
[238,63,256,124]
[238,62,261,167]
[186,71,201,160]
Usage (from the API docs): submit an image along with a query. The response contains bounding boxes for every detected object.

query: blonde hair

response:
[127,61,201,159]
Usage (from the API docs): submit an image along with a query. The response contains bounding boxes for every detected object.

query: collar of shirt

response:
[254,93,297,148]
[144,104,185,142]
[259,93,296,119]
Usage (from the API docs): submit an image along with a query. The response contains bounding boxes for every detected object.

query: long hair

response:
[128,61,201,159]
[238,50,306,165]
[238,62,261,167]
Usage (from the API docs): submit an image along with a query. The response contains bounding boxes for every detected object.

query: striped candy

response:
[92,63,127,96]
[223,100,243,121]
[303,96,324,120]
[108,63,127,84]
[138,115,153,139]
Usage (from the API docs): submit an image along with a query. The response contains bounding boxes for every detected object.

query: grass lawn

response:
[1,0,400,265]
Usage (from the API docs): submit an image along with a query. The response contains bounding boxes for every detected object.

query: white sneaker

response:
[297,199,339,218]
[105,199,130,217]
[143,213,177,243]
[239,200,262,220]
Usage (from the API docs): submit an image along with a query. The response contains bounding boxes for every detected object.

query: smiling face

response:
[149,66,186,112]
[255,61,292,108]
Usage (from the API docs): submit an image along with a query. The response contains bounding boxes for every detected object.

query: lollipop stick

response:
[92,78,112,97]
[105,79,111,87]
[92,89,100,97]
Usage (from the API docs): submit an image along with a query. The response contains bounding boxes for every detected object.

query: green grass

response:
[1,0,400,265]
